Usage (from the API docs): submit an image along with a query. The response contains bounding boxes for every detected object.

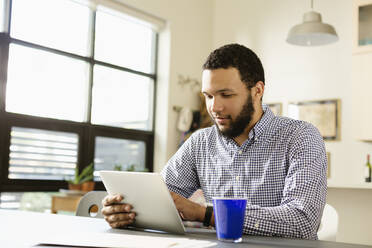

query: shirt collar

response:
[251,104,275,140]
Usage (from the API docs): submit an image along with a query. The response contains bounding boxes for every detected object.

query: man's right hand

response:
[101,194,136,228]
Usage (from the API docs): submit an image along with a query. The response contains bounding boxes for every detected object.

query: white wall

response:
[213,0,372,245]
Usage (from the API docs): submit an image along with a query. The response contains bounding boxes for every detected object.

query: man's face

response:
[202,68,255,138]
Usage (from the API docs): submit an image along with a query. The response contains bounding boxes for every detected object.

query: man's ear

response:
[252,81,265,100]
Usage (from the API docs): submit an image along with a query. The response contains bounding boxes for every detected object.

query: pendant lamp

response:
[286,0,338,46]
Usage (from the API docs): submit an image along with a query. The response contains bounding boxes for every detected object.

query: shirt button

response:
[238,150,243,155]
[236,176,240,181]
[254,222,259,228]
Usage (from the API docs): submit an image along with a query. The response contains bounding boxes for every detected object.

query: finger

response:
[179,212,185,220]
[105,212,136,223]
[102,195,116,206]
[110,219,135,229]
[104,212,137,223]
[107,194,124,205]
[102,194,123,206]
[102,204,129,216]
[101,204,133,216]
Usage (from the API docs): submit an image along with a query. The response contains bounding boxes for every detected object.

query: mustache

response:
[212,114,231,119]
[213,116,231,120]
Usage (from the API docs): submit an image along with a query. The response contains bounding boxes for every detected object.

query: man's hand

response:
[101,194,136,228]
[170,192,205,222]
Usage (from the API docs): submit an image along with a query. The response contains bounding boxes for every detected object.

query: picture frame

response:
[267,103,282,116]
[288,99,340,140]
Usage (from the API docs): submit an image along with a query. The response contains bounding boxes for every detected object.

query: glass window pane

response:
[10,0,91,56]
[8,127,78,180]
[0,0,6,32]
[0,192,22,210]
[91,65,153,131]
[94,136,146,180]
[6,44,89,122]
[0,192,53,213]
[95,7,155,73]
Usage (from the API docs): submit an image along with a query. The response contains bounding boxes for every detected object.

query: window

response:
[10,0,91,56]
[91,65,154,130]
[0,0,157,194]
[6,44,89,121]
[0,192,53,212]
[95,6,155,73]
[94,136,147,180]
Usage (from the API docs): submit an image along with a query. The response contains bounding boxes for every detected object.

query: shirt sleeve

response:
[161,131,201,198]
[242,123,327,239]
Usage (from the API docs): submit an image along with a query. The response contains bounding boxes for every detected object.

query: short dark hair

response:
[202,43,265,88]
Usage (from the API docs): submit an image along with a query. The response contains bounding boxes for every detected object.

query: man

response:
[102,44,327,240]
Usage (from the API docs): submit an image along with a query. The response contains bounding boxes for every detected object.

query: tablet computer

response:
[99,171,186,234]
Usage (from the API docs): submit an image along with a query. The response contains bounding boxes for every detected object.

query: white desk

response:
[0,209,371,248]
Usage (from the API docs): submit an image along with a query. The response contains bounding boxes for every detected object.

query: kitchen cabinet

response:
[353,0,372,54]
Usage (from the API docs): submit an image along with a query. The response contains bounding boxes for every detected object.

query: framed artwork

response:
[326,152,331,179]
[267,103,282,116]
[288,99,340,140]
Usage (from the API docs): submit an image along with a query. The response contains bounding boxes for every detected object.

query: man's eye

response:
[222,94,232,98]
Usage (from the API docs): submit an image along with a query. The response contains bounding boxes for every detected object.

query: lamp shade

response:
[286,11,338,46]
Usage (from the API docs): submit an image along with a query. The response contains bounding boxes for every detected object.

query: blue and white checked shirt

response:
[162,105,327,239]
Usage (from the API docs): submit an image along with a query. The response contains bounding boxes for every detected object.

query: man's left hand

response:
[170,192,205,222]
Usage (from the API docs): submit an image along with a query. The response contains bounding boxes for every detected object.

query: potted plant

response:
[113,164,122,171]
[67,163,95,192]
[125,164,149,172]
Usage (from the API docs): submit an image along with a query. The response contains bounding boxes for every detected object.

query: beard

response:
[214,94,255,139]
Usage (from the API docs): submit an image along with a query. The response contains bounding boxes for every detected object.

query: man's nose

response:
[211,97,223,113]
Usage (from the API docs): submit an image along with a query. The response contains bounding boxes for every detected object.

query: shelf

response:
[327,182,372,189]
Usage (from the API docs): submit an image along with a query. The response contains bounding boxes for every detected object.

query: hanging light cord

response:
[310,0,313,10]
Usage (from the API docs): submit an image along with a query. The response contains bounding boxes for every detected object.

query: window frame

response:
[0,0,157,192]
